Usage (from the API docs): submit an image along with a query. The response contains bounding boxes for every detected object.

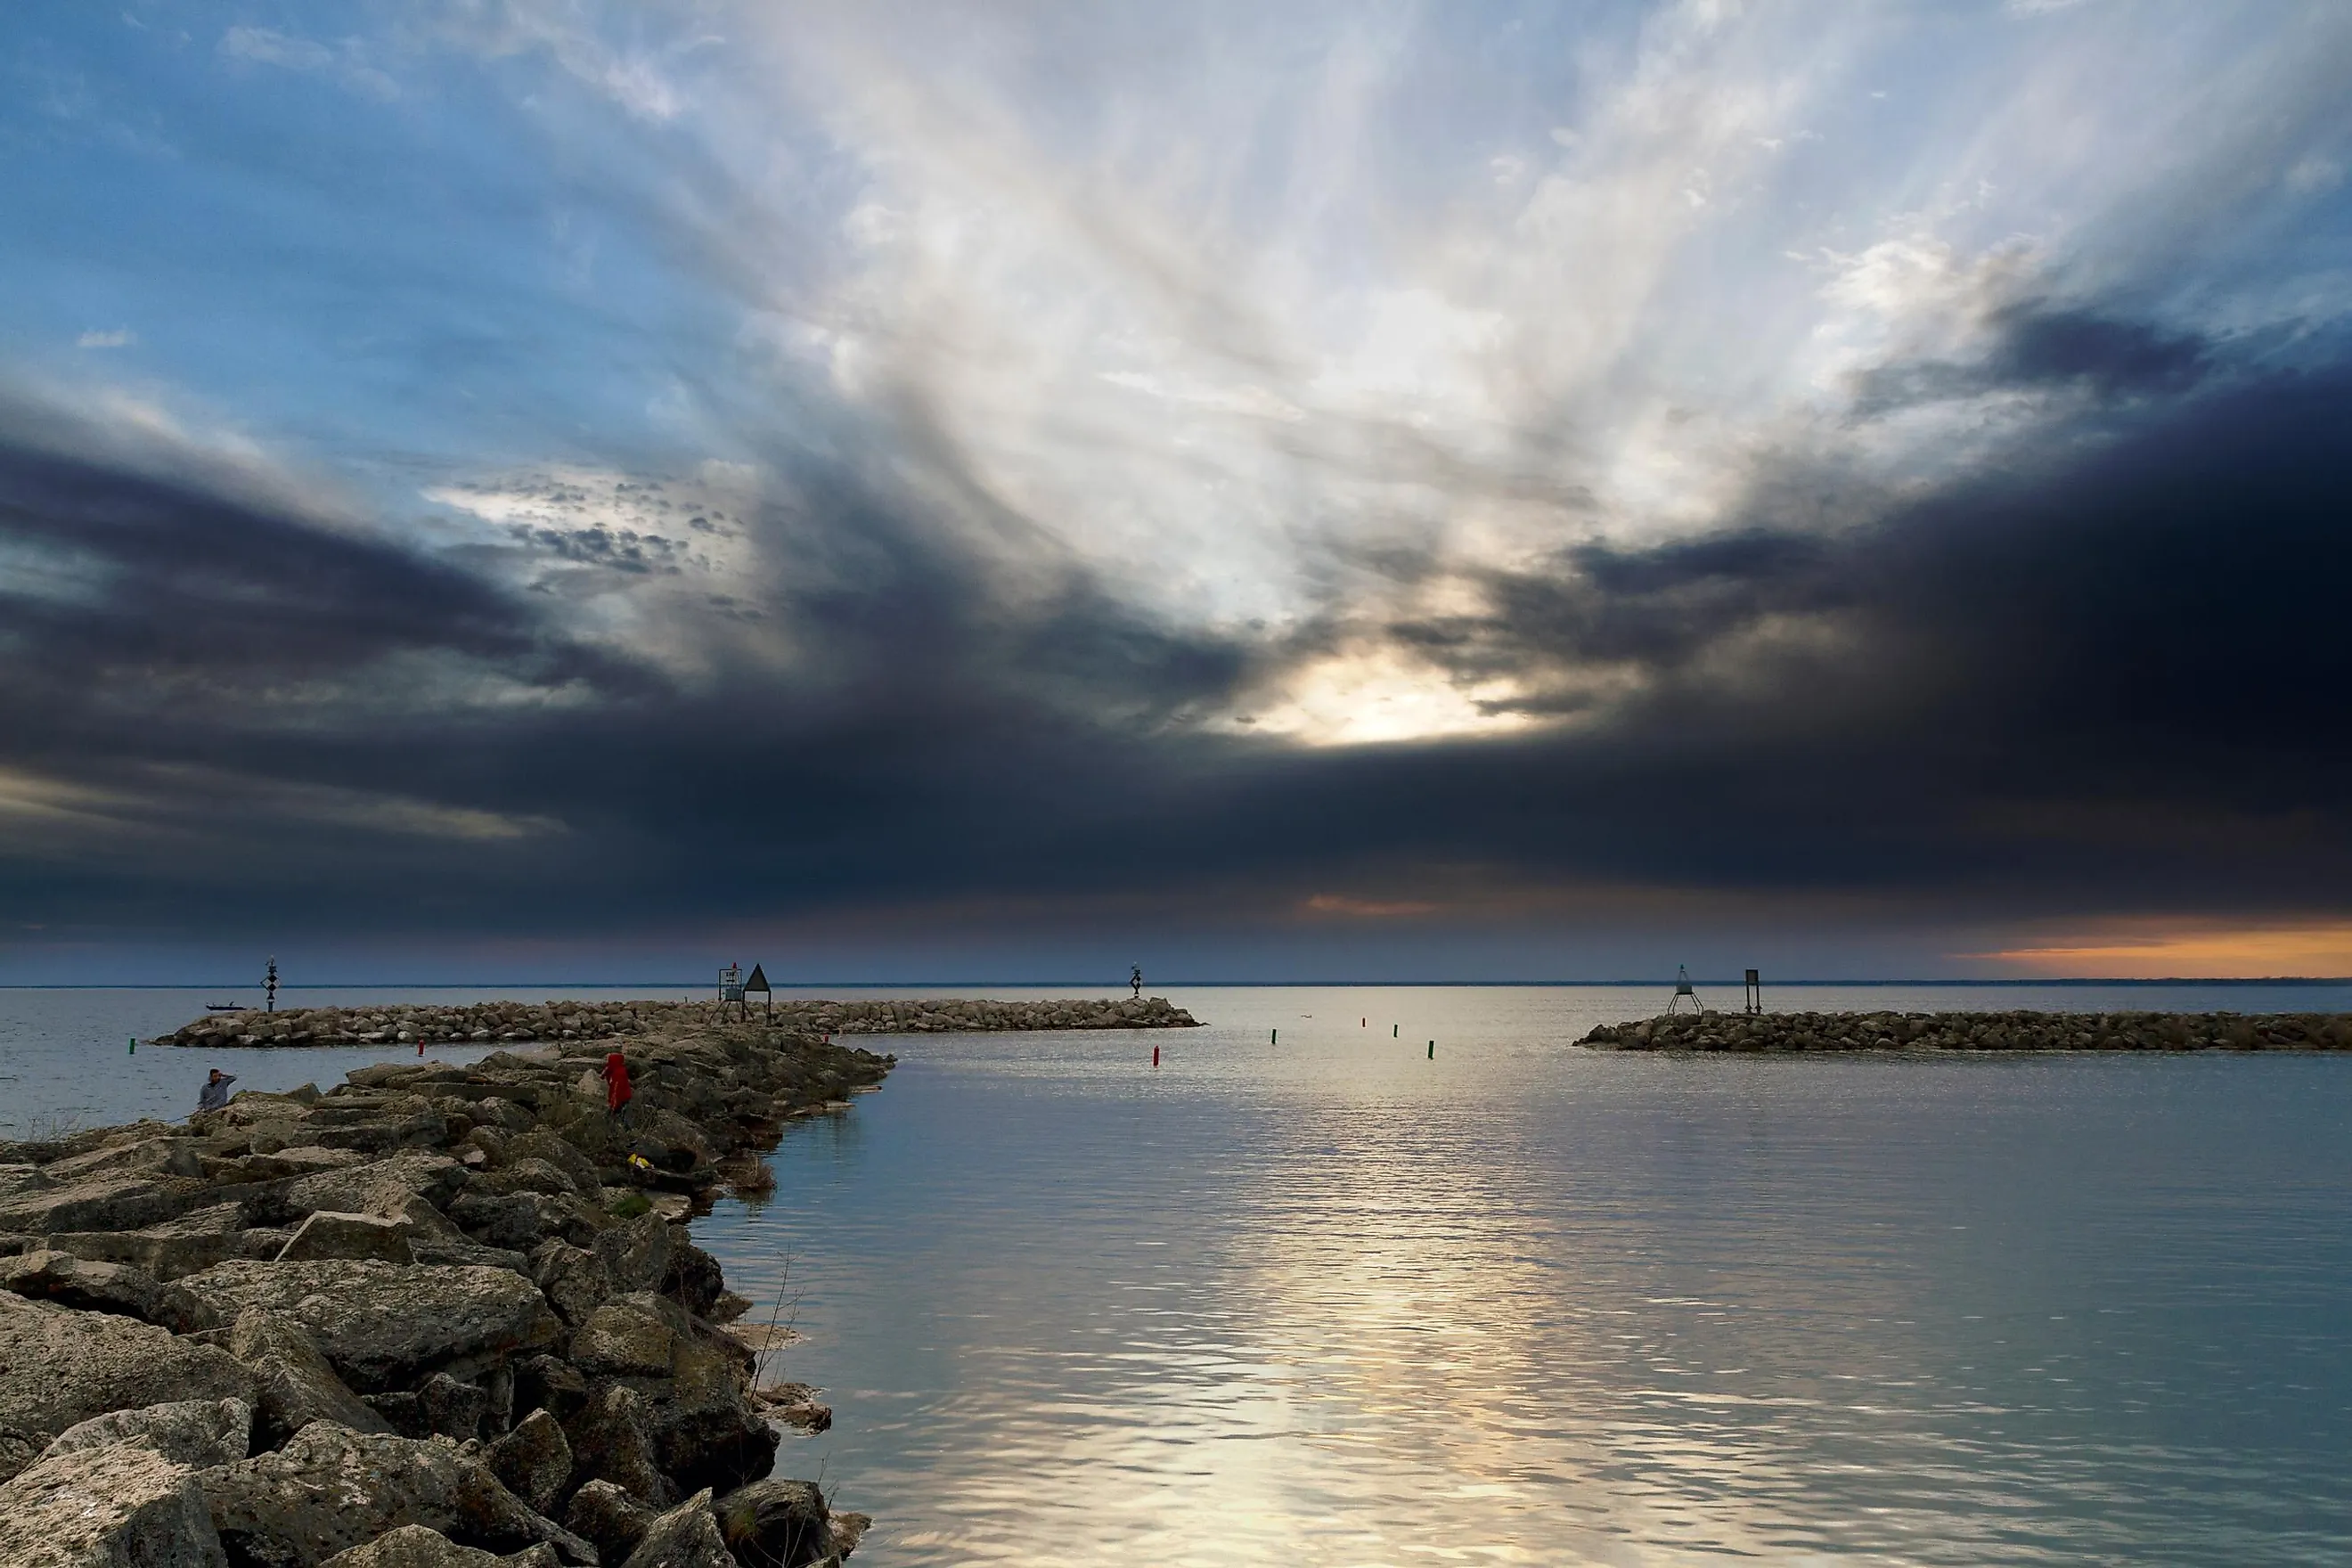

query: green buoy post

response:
[1270,1027,1278,1045]
[1427,1040,1435,1058]
[127,1036,135,1055]
[1392,1024,1399,1037]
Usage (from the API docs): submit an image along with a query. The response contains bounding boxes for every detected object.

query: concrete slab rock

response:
[179,1262,562,1393]
[410,1241,530,1273]
[0,1440,227,1568]
[617,1490,734,1568]
[197,1422,594,1568]
[472,1162,587,1202]
[40,1397,252,1471]
[0,1292,255,1442]
[45,1138,205,1185]
[0,1250,221,1335]
[0,1176,187,1237]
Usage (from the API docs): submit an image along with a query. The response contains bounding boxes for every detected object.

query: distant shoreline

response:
[12,976,2350,992]
[1583,1009,2352,1053]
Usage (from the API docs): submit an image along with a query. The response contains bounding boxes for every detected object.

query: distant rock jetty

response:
[1582,1009,2352,1052]
[160,995,1199,1049]
[0,1009,890,1564]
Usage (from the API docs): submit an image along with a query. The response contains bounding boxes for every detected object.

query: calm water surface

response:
[6,983,2350,1564]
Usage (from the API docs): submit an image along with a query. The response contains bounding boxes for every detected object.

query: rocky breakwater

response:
[163,995,1200,1049]
[0,1014,890,1568]
[1581,1009,2352,1052]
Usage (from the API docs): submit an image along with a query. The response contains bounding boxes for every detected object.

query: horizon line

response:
[4,976,2351,991]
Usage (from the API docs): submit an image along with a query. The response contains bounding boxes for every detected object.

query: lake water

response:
[7,982,2352,1564]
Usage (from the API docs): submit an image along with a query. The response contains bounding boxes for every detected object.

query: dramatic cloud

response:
[1,2,2348,976]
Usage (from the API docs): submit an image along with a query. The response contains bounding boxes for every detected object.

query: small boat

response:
[204,1003,245,1012]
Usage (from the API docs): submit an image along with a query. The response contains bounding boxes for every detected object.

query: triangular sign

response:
[744,963,770,992]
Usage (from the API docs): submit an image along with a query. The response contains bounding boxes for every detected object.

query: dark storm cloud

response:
[0,400,1262,931]
[4,347,2350,944]
[1236,357,2352,913]
[1850,302,2215,417]
[0,431,597,736]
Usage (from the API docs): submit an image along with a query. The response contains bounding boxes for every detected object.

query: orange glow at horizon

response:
[1981,920,2352,978]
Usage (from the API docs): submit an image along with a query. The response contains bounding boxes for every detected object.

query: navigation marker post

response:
[1669,965,1703,1015]
[1744,969,1762,1016]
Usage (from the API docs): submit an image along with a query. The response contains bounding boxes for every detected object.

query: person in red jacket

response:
[601,1052,633,1121]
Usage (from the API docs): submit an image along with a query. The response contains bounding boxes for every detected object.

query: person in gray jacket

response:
[196,1068,236,1113]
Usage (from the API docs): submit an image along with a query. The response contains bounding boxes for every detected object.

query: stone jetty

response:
[0,1009,892,1567]
[160,995,1199,1049]
[1581,1009,2352,1052]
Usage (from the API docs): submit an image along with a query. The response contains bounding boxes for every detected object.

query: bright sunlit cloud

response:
[1981,922,2352,979]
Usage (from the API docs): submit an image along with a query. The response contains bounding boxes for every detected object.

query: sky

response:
[1,1,2349,984]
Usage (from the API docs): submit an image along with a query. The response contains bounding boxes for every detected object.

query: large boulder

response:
[0,1440,226,1568]
[451,1189,605,1256]
[563,1384,669,1507]
[316,1524,500,1568]
[283,1153,465,1220]
[528,1242,615,1328]
[228,1309,393,1450]
[470,1161,588,1202]
[0,1249,220,1335]
[178,1262,562,1392]
[486,1409,573,1515]
[562,1481,655,1567]
[0,1292,254,1442]
[590,1220,673,1298]
[658,1243,723,1321]
[0,1426,45,1485]
[714,1481,830,1568]
[513,1357,589,1425]
[39,1396,252,1470]
[617,1491,733,1568]
[571,1296,769,1499]
[502,1135,603,1200]
[364,1373,487,1444]
[197,1423,594,1568]
[275,1212,415,1265]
